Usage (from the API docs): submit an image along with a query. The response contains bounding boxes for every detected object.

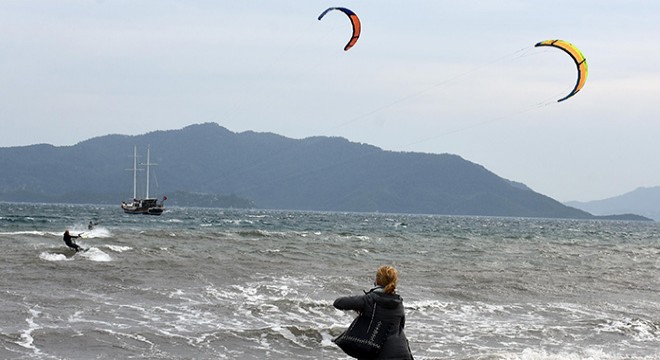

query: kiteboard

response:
[50,248,75,256]
[69,247,89,254]
[48,248,86,258]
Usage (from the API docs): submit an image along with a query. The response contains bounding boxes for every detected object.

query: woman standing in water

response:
[333,265,413,359]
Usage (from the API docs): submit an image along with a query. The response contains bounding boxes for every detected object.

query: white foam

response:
[99,328,155,347]
[497,347,646,360]
[39,252,72,262]
[320,330,336,347]
[80,227,111,239]
[261,249,281,254]
[79,248,112,262]
[597,318,660,342]
[105,245,132,252]
[247,214,268,218]
[0,231,47,236]
[223,219,253,225]
[16,308,42,356]
[272,325,305,347]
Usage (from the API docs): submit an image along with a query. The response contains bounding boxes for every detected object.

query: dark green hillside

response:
[0,122,639,219]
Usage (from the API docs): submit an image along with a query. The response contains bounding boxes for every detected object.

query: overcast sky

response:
[1,1,659,202]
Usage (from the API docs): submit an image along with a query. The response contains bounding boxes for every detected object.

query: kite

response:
[535,39,588,102]
[318,7,361,51]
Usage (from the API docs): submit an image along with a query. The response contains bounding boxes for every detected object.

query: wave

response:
[5,204,660,359]
[234,324,329,350]
[236,230,289,239]
[597,318,660,342]
[490,348,660,360]
[39,247,112,262]
[80,227,112,239]
[15,308,42,354]
[0,231,50,236]
[104,245,132,253]
[39,251,73,262]
[1,227,111,239]
[78,248,113,262]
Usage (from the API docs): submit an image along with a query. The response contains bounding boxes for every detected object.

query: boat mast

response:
[142,145,158,199]
[132,146,138,199]
[146,145,151,199]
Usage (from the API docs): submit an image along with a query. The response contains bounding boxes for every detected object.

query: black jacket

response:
[334,287,413,360]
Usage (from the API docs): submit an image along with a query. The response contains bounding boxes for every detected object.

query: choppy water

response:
[1,202,659,359]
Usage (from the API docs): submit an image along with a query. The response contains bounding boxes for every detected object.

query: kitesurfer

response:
[88,221,98,230]
[63,230,83,252]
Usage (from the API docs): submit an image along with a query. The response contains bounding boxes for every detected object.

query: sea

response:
[1,202,659,360]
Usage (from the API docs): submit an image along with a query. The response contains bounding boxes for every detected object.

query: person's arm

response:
[333,294,367,312]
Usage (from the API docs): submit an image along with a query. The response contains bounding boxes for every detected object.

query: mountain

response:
[0,122,649,220]
[565,186,660,221]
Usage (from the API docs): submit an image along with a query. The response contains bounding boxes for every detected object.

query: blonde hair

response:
[376,265,398,294]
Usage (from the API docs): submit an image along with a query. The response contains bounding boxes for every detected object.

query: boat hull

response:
[121,199,164,216]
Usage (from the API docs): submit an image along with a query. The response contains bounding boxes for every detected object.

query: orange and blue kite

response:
[318,7,361,51]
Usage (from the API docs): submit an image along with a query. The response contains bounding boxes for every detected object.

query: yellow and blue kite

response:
[535,39,588,102]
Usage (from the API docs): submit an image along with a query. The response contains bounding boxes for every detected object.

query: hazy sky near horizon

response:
[1,1,659,202]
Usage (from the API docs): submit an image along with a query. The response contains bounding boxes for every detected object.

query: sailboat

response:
[121,145,166,215]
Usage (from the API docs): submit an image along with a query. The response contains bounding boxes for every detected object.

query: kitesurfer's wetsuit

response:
[63,231,82,252]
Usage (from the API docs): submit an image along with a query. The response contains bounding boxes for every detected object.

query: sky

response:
[1,1,659,203]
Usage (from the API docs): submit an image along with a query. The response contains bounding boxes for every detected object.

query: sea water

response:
[0,203,659,359]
